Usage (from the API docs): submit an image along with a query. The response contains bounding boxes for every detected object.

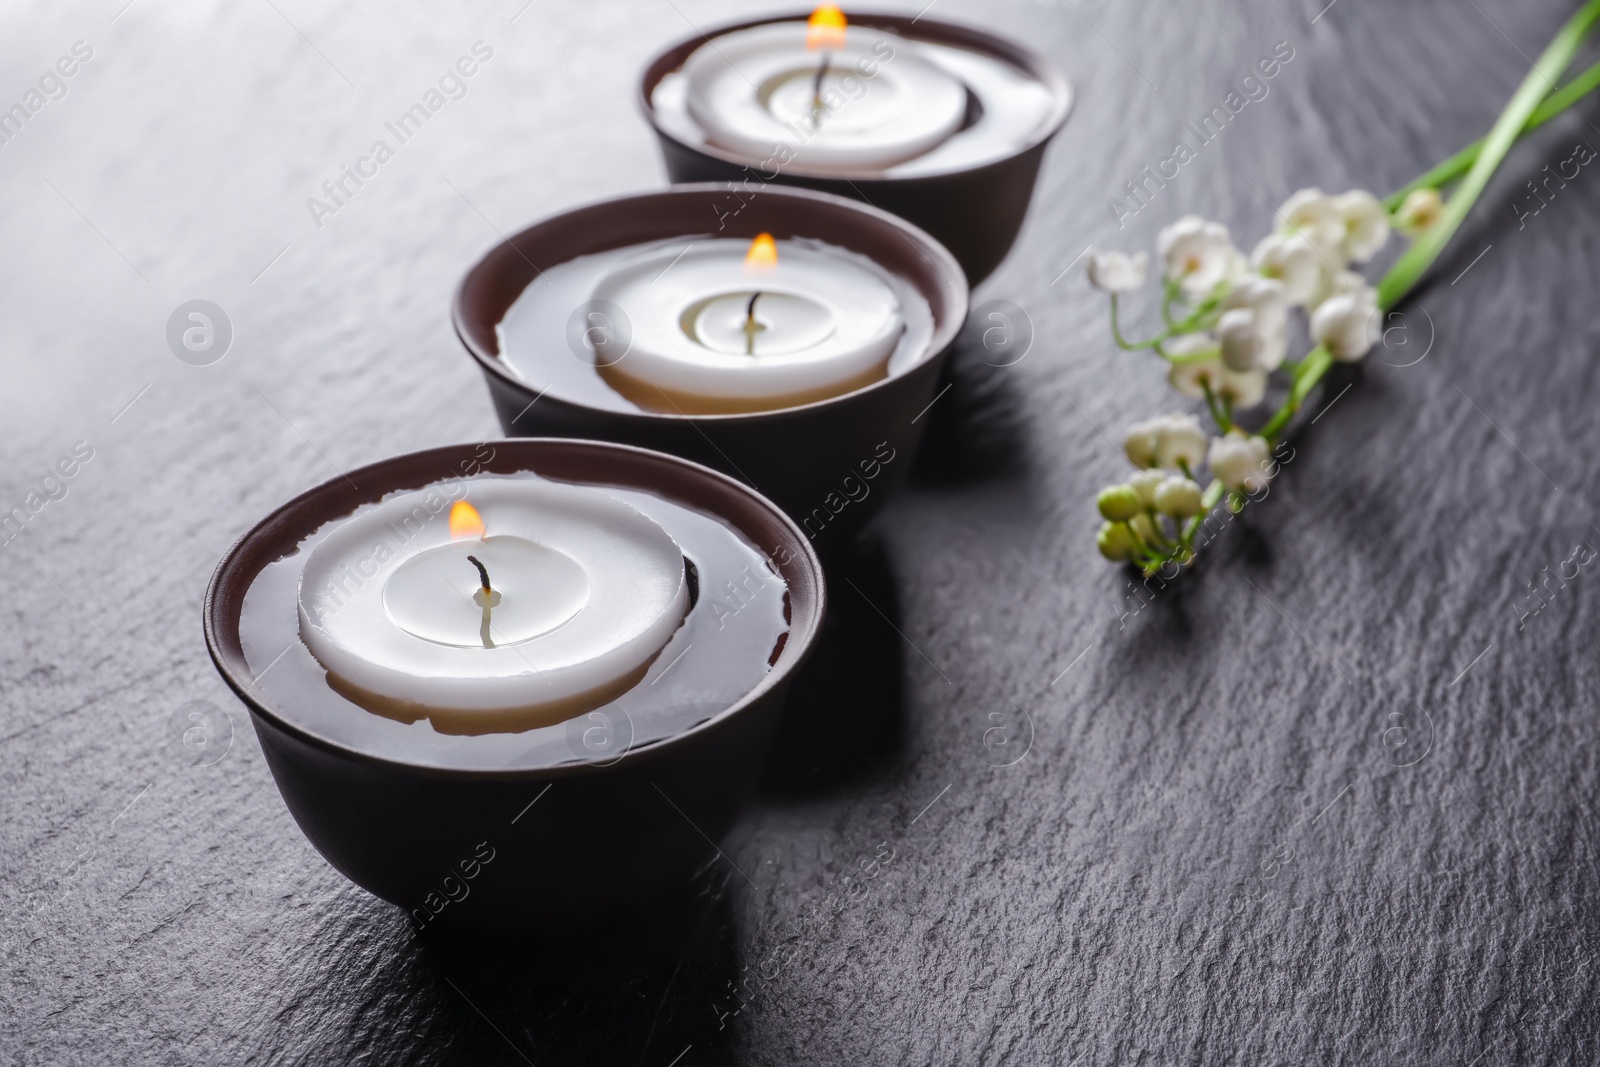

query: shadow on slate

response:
[1118,572,1203,653]
[907,319,1033,488]
[416,864,741,1065]
[759,534,907,799]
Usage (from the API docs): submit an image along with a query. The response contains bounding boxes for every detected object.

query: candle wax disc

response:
[651,33,1068,180]
[297,478,688,719]
[588,239,903,414]
[242,474,792,755]
[382,535,589,648]
[495,237,940,417]
[683,23,967,174]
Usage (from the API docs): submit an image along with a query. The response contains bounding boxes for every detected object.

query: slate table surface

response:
[4,0,1599,1063]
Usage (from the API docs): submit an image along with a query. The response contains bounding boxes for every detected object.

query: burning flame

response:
[806,5,847,50]
[450,500,486,540]
[745,232,778,272]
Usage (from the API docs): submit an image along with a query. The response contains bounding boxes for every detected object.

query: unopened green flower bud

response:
[1096,484,1143,522]
[1097,521,1135,562]
[1154,476,1203,517]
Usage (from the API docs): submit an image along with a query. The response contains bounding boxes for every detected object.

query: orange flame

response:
[806,4,847,50]
[449,500,486,540]
[745,232,778,272]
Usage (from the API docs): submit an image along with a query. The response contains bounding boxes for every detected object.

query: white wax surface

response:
[587,238,903,411]
[297,478,688,720]
[241,475,791,764]
[652,31,1068,179]
[494,238,938,417]
[683,23,966,173]
[383,535,588,647]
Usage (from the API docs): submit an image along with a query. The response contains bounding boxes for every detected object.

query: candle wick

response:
[466,554,492,595]
[743,291,762,356]
[467,555,496,648]
[811,51,831,115]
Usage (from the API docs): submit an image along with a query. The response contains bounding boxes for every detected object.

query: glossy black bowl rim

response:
[450,182,967,424]
[203,438,827,781]
[636,8,1075,183]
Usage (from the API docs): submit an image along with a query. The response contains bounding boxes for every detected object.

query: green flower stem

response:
[1289,348,1328,389]
[1174,517,1195,557]
[1259,0,1600,447]
[1102,5,1600,565]
[1201,380,1234,433]
[1114,287,1222,352]
[1160,341,1221,364]
[1383,57,1600,211]
[1181,480,1225,543]
[1109,294,1168,350]
[1260,346,1333,442]
[1168,294,1224,335]
[1379,0,1600,309]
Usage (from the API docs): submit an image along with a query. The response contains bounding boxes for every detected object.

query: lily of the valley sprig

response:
[1085,0,1600,575]
[1086,189,1391,568]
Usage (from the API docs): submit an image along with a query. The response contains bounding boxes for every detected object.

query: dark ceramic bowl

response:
[638,10,1073,285]
[453,184,966,549]
[204,439,825,934]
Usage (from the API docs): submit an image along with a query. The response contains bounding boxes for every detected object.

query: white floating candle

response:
[297,479,688,727]
[493,234,938,418]
[648,9,1066,180]
[589,234,904,413]
[682,13,967,174]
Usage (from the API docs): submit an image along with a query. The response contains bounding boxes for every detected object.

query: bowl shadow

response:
[416,863,742,1065]
[759,534,907,799]
[907,326,1033,489]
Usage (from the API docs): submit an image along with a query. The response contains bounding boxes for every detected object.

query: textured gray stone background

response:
[2,0,1597,1063]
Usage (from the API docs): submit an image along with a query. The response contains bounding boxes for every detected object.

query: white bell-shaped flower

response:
[1168,360,1267,410]
[1165,335,1223,398]
[1280,188,1346,262]
[1166,335,1268,410]
[1157,216,1237,295]
[1207,431,1273,492]
[1087,249,1149,292]
[1128,468,1166,505]
[1330,190,1390,263]
[1155,413,1209,472]
[1218,309,1271,374]
[1311,284,1381,361]
[1153,476,1204,518]
[1218,276,1289,372]
[1166,357,1220,400]
[1250,232,1322,305]
[1123,417,1164,469]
